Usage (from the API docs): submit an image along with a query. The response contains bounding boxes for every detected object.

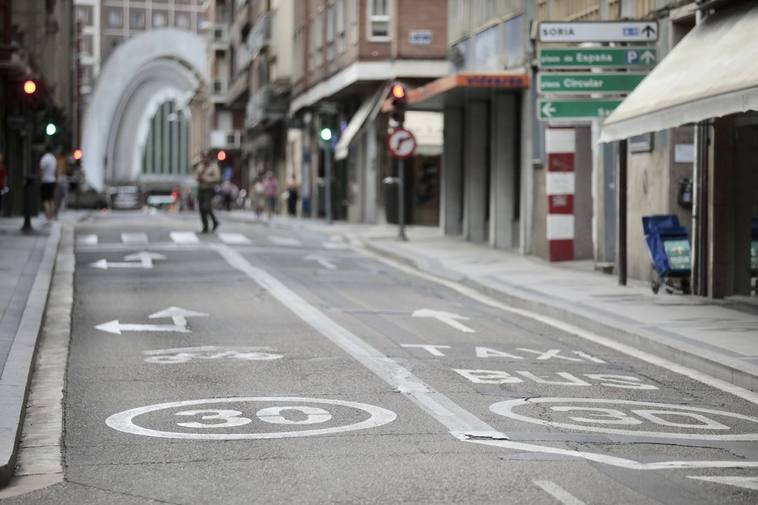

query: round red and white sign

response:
[387,128,417,159]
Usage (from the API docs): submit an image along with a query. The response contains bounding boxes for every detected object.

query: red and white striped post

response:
[545,128,576,261]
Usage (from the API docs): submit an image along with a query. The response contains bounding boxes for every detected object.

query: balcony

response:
[248,11,272,56]
[245,85,288,130]
[209,24,229,51]
[209,129,243,149]
[210,79,228,103]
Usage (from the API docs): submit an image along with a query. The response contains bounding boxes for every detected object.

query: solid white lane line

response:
[170,231,199,244]
[360,248,758,406]
[214,244,500,437]
[687,476,758,491]
[121,232,148,244]
[533,481,586,505]
[219,232,252,245]
[76,234,98,245]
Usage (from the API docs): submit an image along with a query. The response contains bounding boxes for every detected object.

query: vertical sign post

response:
[545,128,576,261]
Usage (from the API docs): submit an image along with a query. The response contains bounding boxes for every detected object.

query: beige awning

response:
[334,86,387,161]
[600,2,758,143]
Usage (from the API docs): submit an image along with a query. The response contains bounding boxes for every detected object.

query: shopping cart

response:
[642,215,691,294]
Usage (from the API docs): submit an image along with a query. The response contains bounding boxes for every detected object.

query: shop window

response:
[367,0,390,41]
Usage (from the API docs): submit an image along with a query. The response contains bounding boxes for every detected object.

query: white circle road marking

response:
[490,398,758,441]
[106,397,396,440]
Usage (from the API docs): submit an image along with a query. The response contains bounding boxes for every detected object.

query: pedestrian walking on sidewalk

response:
[252,177,265,219]
[39,145,57,222]
[264,171,279,219]
[286,175,299,217]
[194,153,221,233]
[0,152,8,216]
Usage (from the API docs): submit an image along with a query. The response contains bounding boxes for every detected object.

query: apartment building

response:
[288,0,449,222]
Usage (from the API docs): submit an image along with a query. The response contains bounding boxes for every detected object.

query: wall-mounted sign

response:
[538,99,622,121]
[539,21,659,43]
[629,133,654,153]
[409,30,433,45]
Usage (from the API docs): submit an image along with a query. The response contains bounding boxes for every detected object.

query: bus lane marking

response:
[686,476,758,491]
[533,480,587,505]
[213,244,758,470]
[106,397,396,440]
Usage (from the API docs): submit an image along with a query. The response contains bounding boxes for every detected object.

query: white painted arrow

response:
[305,254,337,270]
[91,251,166,270]
[412,309,476,333]
[687,476,758,491]
[541,102,556,118]
[95,306,208,335]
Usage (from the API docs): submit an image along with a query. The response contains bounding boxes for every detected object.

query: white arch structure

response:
[82,29,209,191]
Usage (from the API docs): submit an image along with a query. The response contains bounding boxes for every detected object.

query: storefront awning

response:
[335,86,387,161]
[383,71,529,112]
[600,2,758,143]
[404,111,443,156]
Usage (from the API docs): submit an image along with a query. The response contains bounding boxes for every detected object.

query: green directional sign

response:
[539,72,646,95]
[538,99,622,121]
[540,47,657,68]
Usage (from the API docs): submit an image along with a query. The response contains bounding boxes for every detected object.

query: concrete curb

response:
[359,239,758,394]
[0,223,61,487]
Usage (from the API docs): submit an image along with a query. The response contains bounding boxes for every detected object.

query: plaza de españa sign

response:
[540,47,657,69]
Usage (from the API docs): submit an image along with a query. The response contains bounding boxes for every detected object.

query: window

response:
[152,11,168,28]
[351,0,359,44]
[310,11,323,70]
[75,5,93,26]
[106,7,123,28]
[367,0,390,40]
[130,9,146,30]
[175,12,191,30]
[336,0,346,53]
[326,4,335,61]
[80,34,94,58]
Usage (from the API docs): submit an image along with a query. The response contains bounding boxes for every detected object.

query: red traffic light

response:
[391,83,406,100]
[217,150,227,161]
[73,149,83,160]
[23,80,37,95]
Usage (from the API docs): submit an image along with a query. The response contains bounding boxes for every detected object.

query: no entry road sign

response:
[387,128,417,159]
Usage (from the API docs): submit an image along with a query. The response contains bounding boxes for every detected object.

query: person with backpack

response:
[194,153,221,233]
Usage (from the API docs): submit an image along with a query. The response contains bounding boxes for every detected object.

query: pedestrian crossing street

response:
[76,231,350,250]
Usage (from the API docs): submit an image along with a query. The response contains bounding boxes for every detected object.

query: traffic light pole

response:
[397,127,407,241]
[325,143,332,225]
[21,103,33,233]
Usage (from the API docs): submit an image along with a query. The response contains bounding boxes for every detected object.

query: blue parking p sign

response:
[625,50,640,65]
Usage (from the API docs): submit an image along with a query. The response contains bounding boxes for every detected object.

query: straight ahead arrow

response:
[640,50,656,64]
[412,309,476,333]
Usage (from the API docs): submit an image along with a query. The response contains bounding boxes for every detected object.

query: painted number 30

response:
[174,406,333,428]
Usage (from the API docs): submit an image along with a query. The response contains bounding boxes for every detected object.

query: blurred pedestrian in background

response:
[194,152,221,233]
[0,152,8,216]
[39,145,57,222]
[264,171,279,219]
[286,175,299,217]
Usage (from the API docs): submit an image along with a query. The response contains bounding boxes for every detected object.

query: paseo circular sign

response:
[387,128,417,159]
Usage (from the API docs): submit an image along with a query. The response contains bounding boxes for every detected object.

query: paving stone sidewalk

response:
[229,212,758,393]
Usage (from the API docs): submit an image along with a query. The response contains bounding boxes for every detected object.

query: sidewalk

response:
[0,212,85,486]
[230,212,758,393]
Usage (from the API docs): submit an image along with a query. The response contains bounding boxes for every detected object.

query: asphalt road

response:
[4,211,758,504]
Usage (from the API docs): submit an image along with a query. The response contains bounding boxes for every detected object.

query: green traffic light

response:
[320,128,332,142]
[45,123,57,136]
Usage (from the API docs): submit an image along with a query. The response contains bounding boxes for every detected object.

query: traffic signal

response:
[73,149,83,161]
[45,122,57,136]
[217,150,227,161]
[23,80,37,95]
[319,127,333,142]
[389,82,408,124]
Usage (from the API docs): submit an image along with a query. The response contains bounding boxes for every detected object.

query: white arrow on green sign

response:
[540,47,657,68]
[538,99,622,121]
[539,73,646,95]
